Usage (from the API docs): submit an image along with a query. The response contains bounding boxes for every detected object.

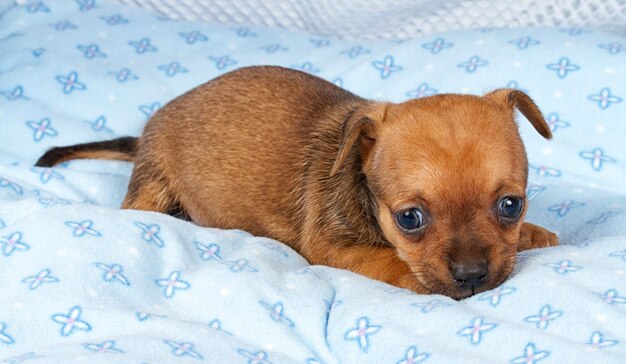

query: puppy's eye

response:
[498,196,524,219]
[395,208,425,232]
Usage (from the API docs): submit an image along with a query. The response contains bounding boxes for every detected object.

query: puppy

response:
[36,66,558,299]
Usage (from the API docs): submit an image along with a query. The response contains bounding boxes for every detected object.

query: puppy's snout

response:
[451,262,488,293]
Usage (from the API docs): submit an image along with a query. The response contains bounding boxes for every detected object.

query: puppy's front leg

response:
[518,222,559,251]
[303,241,424,293]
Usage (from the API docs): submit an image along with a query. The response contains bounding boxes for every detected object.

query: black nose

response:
[451,262,488,292]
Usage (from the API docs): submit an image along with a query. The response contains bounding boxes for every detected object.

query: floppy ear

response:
[330,103,389,177]
[484,88,552,140]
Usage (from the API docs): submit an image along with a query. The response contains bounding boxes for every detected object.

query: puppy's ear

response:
[330,103,389,177]
[485,89,552,140]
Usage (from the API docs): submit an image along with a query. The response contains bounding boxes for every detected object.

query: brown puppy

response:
[36,66,558,299]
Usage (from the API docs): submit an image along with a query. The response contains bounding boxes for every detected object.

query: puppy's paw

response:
[518,222,559,251]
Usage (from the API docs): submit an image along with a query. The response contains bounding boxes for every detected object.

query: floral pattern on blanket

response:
[0,1,624,363]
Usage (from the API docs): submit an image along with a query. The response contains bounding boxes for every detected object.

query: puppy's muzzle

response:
[451,261,488,294]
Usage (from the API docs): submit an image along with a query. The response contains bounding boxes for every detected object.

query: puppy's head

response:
[332,89,551,299]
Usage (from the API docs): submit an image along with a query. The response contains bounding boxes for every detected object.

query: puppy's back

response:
[143,66,365,244]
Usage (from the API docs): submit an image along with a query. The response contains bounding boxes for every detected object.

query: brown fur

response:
[36,137,136,166]
[36,66,558,299]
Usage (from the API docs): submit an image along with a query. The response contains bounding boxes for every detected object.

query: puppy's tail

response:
[35,136,138,167]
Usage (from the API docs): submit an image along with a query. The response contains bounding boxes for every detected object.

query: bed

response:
[0,1,625,363]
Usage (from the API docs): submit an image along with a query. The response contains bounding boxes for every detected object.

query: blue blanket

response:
[0,1,624,363]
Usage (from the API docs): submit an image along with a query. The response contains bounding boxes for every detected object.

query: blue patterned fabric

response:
[0,1,625,363]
